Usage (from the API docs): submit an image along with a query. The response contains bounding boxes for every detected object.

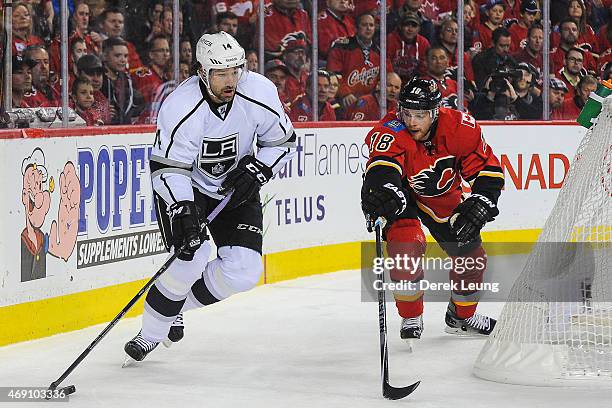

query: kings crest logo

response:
[199,133,238,179]
[408,156,457,197]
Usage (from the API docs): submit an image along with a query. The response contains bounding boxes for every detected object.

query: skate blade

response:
[403,338,416,353]
[122,355,137,368]
[444,326,487,337]
[162,339,173,348]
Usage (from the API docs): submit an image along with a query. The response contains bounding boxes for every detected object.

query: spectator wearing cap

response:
[557,47,587,101]
[101,37,145,124]
[11,55,38,108]
[477,0,506,51]
[289,70,336,122]
[436,17,476,84]
[131,35,171,113]
[550,19,597,74]
[265,59,291,107]
[11,2,44,56]
[386,11,430,83]
[318,0,356,61]
[263,0,312,59]
[513,23,544,74]
[398,0,435,44]
[508,0,540,53]
[281,36,310,106]
[472,27,517,91]
[91,7,143,71]
[76,54,112,124]
[327,13,392,110]
[557,74,598,119]
[512,62,543,119]
[23,45,60,108]
[345,72,402,121]
[549,78,569,119]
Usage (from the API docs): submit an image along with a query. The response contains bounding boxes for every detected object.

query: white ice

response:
[1,270,610,407]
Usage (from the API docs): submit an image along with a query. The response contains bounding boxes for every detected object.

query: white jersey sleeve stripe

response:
[165,96,206,157]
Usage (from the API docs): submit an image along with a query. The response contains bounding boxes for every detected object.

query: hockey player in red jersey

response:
[361,78,504,341]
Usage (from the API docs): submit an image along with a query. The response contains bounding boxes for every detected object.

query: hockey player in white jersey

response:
[124,31,296,361]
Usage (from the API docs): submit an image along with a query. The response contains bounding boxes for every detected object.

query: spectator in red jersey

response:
[561,0,601,55]
[345,72,402,121]
[551,19,597,73]
[282,35,310,104]
[71,77,104,126]
[549,78,569,119]
[508,0,539,53]
[398,0,436,44]
[50,2,100,76]
[100,37,145,124]
[472,27,517,90]
[476,0,506,51]
[265,59,291,106]
[513,22,544,74]
[557,74,598,119]
[263,0,312,59]
[422,45,469,106]
[318,0,356,60]
[436,17,476,83]
[289,70,336,122]
[246,49,259,72]
[180,37,193,64]
[132,35,171,118]
[557,47,587,101]
[327,12,391,110]
[352,0,399,21]
[387,12,430,83]
[23,45,60,107]
[91,7,143,70]
[76,54,112,124]
[12,2,44,56]
[11,55,38,108]
[502,0,523,21]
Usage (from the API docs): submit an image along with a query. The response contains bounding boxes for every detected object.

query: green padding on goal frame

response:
[0,228,541,347]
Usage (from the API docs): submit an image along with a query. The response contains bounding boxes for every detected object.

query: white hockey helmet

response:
[195,32,246,94]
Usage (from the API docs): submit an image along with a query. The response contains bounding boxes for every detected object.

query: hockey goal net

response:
[473,98,612,386]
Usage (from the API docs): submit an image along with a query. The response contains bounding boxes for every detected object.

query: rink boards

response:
[0,121,587,346]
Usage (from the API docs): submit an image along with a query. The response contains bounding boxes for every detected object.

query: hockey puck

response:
[60,385,76,395]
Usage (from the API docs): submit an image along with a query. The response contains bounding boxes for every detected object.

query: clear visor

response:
[400,108,435,122]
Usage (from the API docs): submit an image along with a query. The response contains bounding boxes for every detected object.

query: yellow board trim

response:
[0,229,542,347]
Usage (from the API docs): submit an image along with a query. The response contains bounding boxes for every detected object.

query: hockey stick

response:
[373,217,420,400]
[47,194,232,396]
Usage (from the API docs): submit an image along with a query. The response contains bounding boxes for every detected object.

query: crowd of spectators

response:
[0,0,611,126]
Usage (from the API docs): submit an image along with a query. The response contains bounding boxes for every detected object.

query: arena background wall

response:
[0,121,587,346]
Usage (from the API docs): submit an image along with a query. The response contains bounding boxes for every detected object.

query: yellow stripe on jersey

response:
[416,201,449,223]
[452,300,478,307]
[393,291,425,302]
[366,160,403,175]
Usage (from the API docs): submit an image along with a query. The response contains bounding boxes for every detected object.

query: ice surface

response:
[1,270,610,407]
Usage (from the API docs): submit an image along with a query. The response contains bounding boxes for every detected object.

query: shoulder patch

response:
[383,119,405,131]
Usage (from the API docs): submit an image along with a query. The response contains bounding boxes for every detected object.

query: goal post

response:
[473,96,612,386]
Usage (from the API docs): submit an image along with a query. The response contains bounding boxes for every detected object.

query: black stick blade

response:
[383,380,420,400]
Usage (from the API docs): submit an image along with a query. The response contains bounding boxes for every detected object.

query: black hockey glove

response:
[218,155,272,209]
[361,182,408,231]
[449,194,499,244]
[168,201,202,261]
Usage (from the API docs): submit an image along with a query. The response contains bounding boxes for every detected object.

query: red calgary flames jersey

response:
[365,108,504,222]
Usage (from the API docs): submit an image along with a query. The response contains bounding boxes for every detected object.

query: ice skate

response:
[123,331,159,367]
[400,315,423,352]
[444,302,496,336]
[163,313,184,348]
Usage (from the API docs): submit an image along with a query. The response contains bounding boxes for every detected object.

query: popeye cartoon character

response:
[21,148,80,281]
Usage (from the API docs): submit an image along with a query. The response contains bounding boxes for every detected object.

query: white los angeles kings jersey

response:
[150,71,296,205]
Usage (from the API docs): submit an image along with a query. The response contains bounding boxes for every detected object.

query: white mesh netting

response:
[473,97,612,386]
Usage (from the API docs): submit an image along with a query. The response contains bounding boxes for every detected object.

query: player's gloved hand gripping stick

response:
[47,194,232,397]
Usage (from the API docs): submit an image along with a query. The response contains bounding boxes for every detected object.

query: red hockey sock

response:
[453,301,477,319]
[395,297,424,318]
